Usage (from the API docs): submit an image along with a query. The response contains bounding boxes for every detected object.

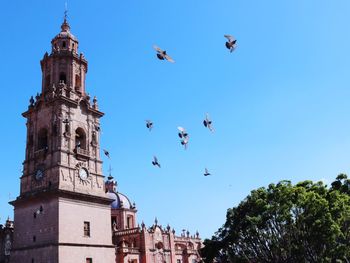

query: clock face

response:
[79,168,89,181]
[35,169,43,181]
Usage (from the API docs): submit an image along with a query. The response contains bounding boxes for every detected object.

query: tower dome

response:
[51,18,78,54]
[105,176,134,209]
[106,191,133,209]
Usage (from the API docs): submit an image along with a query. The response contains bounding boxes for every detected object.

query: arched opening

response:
[62,41,66,48]
[75,74,81,91]
[156,242,164,250]
[59,72,66,84]
[75,128,86,150]
[37,128,48,150]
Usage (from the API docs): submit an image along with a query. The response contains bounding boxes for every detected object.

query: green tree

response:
[201,177,350,263]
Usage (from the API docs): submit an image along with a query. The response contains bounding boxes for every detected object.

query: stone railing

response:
[114,227,140,236]
[75,148,90,157]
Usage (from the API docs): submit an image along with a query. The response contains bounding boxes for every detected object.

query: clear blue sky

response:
[0,0,350,239]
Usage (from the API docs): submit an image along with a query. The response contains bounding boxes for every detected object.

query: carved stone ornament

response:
[76,162,91,185]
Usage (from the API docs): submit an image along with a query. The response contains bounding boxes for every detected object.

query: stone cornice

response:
[10,189,113,207]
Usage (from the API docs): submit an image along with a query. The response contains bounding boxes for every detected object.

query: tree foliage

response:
[201,176,350,263]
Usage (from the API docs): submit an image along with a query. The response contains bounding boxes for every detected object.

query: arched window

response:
[62,41,66,48]
[75,128,86,150]
[37,128,48,150]
[75,74,81,91]
[59,72,66,84]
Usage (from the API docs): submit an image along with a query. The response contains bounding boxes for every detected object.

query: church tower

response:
[10,17,115,263]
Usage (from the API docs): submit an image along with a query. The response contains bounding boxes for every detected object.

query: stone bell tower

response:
[10,17,115,263]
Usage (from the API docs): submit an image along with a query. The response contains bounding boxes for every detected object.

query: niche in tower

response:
[37,128,48,151]
[75,74,81,92]
[75,128,86,150]
[59,72,66,84]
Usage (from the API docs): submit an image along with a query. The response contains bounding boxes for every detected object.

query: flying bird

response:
[103,149,110,159]
[204,168,211,176]
[152,156,161,168]
[153,45,175,63]
[180,137,189,150]
[224,34,237,53]
[177,126,189,139]
[146,120,153,131]
[203,113,214,132]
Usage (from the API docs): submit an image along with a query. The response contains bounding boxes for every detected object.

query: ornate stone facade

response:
[9,18,115,263]
[106,177,202,263]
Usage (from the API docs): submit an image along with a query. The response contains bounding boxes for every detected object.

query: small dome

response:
[106,192,120,209]
[106,191,133,209]
[54,30,78,42]
[118,192,132,209]
[52,19,78,43]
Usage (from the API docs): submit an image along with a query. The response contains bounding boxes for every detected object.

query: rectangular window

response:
[84,222,90,237]
[86,258,92,263]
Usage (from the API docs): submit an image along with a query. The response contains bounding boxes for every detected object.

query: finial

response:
[141,221,145,228]
[64,1,68,22]
[196,230,199,238]
[154,217,158,225]
[61,1,70,32]
[93,96,98,109]
[108,165,113,177]
[29,96,34,106]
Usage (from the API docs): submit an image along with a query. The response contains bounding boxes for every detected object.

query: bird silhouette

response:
[204,168,211,176]
[180,137,189,150]
[203,113,214,132]
[153,45,175,63]
[152,156,161,168]
[177,126,189,139]
[103,149,110,159]
[146,120,153,131]
[224,34,237,53]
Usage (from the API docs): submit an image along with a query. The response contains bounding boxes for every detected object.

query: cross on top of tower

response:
[64,1,68,21]
[108,165,113,177]
[61,2,70,32]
